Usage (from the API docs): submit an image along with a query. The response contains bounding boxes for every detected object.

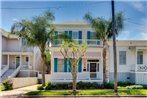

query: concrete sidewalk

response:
[0,85,38,98]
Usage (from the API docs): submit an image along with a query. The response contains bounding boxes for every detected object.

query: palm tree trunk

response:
[41,51,46,86]
[72,63,77,96]
[103,40,109,83]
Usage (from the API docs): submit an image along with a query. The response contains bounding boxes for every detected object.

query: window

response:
[22,38,27,46]
[119,51,126,65]
[137,51,143,64]
[72,31,79,39]
[58,59,64,72]
[90,32,96,39]
[26,57,29,62]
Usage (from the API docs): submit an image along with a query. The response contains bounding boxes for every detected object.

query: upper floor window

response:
[72,31,79,39]
[21,38,27,46]
[119,51,126,65]
[137,51,143,64]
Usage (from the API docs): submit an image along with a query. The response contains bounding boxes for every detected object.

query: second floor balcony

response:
[52,39,102,47]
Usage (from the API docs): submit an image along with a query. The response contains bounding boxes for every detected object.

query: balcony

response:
[131,64,147,72]
[2,47,34,52]
[52,39,102,47]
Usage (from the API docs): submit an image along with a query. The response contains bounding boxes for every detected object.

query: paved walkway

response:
[0,85,38,98]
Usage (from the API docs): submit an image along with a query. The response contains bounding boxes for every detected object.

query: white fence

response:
[11,77,38,89]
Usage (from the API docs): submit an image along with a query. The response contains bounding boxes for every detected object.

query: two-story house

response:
[0,29,40,81]
[49,21,147,84]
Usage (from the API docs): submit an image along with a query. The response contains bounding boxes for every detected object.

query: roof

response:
[60,20,88,25]
[0,28,18,39]
[108,40,147,47]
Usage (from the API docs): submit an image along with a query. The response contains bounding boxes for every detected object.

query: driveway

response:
[0,85,38,98]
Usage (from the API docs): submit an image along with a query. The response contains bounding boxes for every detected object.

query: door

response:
[90,63,97,79]
[16,56,20,68]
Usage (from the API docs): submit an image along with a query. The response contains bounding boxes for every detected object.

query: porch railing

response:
[1,65,9,76]
[131,64,147,72]
[52,39,102,47]
[52,72,102,81]
[8,65,22,79]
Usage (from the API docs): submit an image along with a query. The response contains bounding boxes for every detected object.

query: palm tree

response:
[84,12,124,83]
[11,10,55,86]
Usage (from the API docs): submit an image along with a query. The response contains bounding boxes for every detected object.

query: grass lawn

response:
[26,89,147,96]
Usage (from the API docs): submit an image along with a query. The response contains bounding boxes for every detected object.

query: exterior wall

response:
[6,39,21,52]
[109,46,136,73]
[109,72,132,82]
[12,77,38,89]
[2,37,7,51]
[2,55,7,65]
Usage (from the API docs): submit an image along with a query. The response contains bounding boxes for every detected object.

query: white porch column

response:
[20,55,22,67]
[7,55,9,68]
[29,55,31,77]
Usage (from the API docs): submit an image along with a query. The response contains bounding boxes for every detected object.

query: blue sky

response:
[0,0,147,40]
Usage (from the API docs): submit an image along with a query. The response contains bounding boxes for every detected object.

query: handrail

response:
[52,39,102,46]
[8,65,22,79]
[1,65,9,76]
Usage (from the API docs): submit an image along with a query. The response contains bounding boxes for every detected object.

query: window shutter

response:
[64,59,67,72]
[54,58,58,72]
[79,31,82,44]
[78,59,82,72]
[69,31,72,39]
[87,31,91,44]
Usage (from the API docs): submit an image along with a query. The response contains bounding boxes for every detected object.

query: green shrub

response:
[143,85,147,89]
[44,82,52,90]
[37,85,44,90]
[102,82,114,89]
[77,81,99,89]
[118,81,135,86]
[0,84,5,91]
[125,85,143,89]
[3,80,13,90]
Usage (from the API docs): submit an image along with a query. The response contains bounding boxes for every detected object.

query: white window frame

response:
[119,51,127,65]
[57,59,64,72]
[137,51,143,64]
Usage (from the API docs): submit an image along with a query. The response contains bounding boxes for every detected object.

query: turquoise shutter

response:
[54,58,58,72]
[64,31,68,41]
[69,31,72,40]
[79,31,82,44]
[78,59,82,72]
[64,59,67,72]
[55,31,58,45]
[87,31,91,44]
